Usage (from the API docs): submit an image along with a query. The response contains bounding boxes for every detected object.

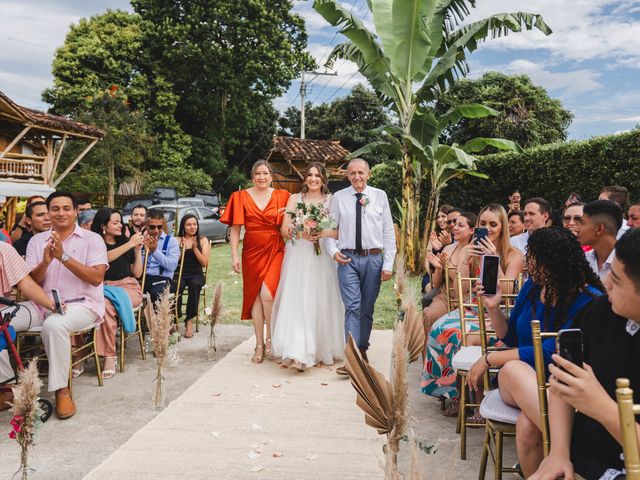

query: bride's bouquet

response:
[285,201,336,255]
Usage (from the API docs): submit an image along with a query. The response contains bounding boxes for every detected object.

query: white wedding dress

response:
[271,195,345,367]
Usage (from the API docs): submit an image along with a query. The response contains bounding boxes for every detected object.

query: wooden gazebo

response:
[0,90,104,229]
[266,136,350,193]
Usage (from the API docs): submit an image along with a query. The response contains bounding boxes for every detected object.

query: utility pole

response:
[299,70,337,139]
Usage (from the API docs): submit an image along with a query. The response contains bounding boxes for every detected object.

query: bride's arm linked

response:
[280,195,297,239]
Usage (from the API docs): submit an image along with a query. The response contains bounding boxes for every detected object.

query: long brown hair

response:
[477,203,515,272]
[300,162,330,196]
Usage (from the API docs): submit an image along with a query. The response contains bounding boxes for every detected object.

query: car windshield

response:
[195,193,219,206]
[161,210,175,223]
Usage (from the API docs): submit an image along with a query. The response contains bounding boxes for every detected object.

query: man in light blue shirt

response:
[143,209,180,303]
[325,158,396,371]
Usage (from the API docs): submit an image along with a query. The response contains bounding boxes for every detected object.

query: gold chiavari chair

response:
[443,262,458,313]
[193,239,214,333]
[615,378,640,480]
[476,275,523,480]
[173,241,187,325]
[531,319,557,457]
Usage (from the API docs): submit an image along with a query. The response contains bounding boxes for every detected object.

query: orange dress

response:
[220,189,291,320]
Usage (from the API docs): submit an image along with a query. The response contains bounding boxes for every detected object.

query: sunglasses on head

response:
[146,224,163,230]
[562,215,583,223]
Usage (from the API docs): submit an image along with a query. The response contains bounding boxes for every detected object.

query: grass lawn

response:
[205,243,420,330]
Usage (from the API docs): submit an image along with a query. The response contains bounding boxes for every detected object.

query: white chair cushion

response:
[452,346,482,371]
[479,389,520,424]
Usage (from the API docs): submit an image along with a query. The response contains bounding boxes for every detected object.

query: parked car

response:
[176,197,205,207]
[151,186,177,204]
[152,203,230,243]
[194,191,221,208]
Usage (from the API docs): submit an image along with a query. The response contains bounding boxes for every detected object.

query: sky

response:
[1,0,640,140]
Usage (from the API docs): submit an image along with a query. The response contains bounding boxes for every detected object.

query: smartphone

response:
[474,227,489,245]
[51,288,64,315]
[480,255,500,296]
[557,329,583,368]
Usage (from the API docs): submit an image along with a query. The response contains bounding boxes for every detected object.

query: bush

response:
[369,161,402,220]
[144,166,212,196]
[441,130,640,212]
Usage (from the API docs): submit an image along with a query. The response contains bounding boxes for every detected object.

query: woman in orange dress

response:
[220,160,290,364]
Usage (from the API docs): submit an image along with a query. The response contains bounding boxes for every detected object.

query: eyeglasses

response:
[562,215,583,224]
[447,219,457,225]
[146,224,163,230]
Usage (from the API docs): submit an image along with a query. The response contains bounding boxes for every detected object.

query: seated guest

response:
[142,209,180,303]
[0,192,107,419]
[91,208,143,378]
[77,199,92,213]
[78,209,96,230]
[422,204,523,413]
[9,195,46,242]
[508,190,521,213]
[13,201,51,256]
[627,200,640,228]
[531,229,640,480]
[508,210,525,237]
[0,241,59,409]
[510,197,551,255]
[422,212,477,334]
[561,202,584,237]
[577,200,622,280]
[467,227,603,477]
[176,214,210,338]
[127,203,147,236]
[423,204,457,305]
[599,185,630,238]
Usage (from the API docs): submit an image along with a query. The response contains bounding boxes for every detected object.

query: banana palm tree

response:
[313,0,550,272]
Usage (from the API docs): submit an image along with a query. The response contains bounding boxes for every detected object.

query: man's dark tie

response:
[355,192,363,253]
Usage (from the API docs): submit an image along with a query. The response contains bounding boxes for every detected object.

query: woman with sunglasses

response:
[562,202,591,252]
[176,214,210,338]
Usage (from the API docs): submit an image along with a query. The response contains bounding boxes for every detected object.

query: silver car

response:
[150,203,230,243]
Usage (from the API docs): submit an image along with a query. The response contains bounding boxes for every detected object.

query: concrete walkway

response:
[84,330,392,480]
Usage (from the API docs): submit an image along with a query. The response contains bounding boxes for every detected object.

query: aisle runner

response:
[84,331,391,480]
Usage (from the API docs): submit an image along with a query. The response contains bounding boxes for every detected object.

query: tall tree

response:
[436,72,573,148]
[57,87,155,206]
[131,0,315,184]
[278,84,391,163]
[42,10,191,171]
[314,0,550,272]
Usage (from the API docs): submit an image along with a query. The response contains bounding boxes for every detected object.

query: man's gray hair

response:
[346,157,370,171]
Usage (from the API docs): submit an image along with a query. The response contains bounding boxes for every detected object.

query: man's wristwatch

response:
[60,252,71,263]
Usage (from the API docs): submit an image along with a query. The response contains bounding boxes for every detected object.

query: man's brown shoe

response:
[55,389,76,419]
[0,390,13,411]
[336,366,349,376]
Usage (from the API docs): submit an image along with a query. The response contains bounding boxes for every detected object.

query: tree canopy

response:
[435,72,573,148]
[278,84,390,163]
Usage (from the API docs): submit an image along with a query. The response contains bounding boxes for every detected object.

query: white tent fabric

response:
[0,181,55,198]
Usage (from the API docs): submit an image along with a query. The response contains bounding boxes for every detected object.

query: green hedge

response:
[371,130,640,215]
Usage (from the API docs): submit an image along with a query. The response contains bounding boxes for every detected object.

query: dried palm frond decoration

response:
[148,287,174,409]
[401,285,425,363]
[9,359,43,478]
[387,323,408,474]
[207,282,223,361]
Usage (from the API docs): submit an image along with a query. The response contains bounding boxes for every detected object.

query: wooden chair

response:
[17,324,103,396]
[531,319,557,457]
[193,240,214,333]
[476,275,523,480]
[615,378,640,480]
[173,242,186,326]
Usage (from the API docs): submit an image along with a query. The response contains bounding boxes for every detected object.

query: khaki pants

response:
[0,302,97,392]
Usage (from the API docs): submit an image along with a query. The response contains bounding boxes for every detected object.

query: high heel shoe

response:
[265,338,272,357]
[252,345,265,364]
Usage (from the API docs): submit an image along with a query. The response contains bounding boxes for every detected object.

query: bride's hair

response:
[301,162,330,196]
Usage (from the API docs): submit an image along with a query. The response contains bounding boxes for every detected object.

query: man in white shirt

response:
[510,197,552,254]
[577,200,622,280]
[325,159,396,370]
[599,185,630,239]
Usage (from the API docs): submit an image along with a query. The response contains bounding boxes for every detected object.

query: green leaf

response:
[390,0,436,81]
[370,0,396,61]
[370,123,405,136]
[410,108,438,149]
[438,103,499,133]
[435,144,476,167]
[348,140,403,159]
[462,137,523,153]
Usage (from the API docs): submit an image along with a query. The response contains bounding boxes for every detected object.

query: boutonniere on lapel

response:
[359,195,370,213]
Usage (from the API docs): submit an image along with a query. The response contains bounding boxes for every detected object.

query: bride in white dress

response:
[271,162,345,370]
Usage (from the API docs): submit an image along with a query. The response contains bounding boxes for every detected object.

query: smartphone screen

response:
[481,255,500,295]
[51,288,63,315]
[557,329,583,368]
[474,227,489,245]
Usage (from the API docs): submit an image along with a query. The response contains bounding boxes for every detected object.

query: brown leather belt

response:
[341,248,382,256]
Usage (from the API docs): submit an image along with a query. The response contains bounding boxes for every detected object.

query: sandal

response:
[466,409,486,425]
[184,320,194,339]
[265,338,272,357]
[252,345,265,364]
[72,365,84,378]
[102,356,117,380]
[442,399,459,417]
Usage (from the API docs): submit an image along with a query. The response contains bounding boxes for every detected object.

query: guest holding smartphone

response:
[91,208,143,378]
